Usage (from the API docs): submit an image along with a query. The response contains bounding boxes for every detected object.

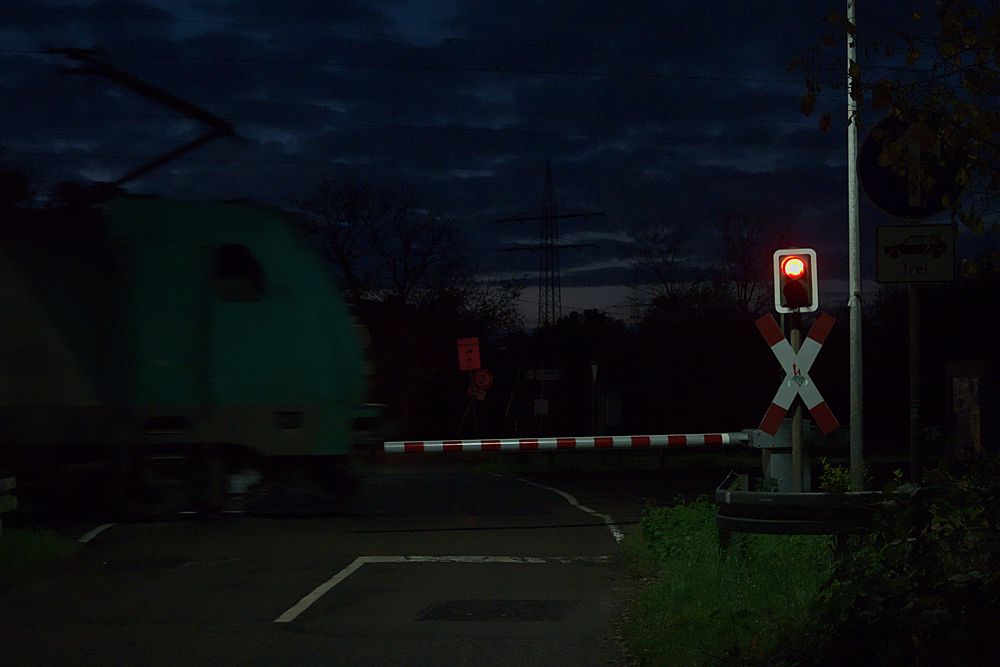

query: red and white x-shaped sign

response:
[756,312,840,436]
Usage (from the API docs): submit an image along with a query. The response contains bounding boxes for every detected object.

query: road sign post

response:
[909,284,921,482]
[526,370,559,435]
[876,223,955,483]
[455,340,483,435]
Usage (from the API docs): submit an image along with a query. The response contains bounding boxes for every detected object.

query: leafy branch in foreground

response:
[782,457,1000,666]
[794,1,1000,232]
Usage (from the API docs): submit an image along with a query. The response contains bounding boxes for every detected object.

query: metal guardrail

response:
[714,471,883,536]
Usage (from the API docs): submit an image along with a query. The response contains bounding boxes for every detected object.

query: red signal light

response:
[781,256,806,279]
[773,248,818,313]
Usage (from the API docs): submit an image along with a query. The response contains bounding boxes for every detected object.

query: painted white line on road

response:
[274,556,368,623]
[394,555,547,564]
[78,523,116,544]
[273,554,615,624]
[508,476,624,544]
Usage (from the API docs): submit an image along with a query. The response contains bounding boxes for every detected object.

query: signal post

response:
[774,250,817,491]
[762,248,839,492]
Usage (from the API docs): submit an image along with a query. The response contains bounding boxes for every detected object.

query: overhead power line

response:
[6,149,844,184]
[0,48,827,86]
[0,7,821,85]
[2,90,822,128]
[0,106,837,150]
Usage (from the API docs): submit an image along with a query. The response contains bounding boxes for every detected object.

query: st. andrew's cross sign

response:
[756,313,840,436]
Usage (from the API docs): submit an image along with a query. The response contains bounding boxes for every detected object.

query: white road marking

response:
[78,523,116,544]
[507,476,625,544]
[394,555,546,564]
[273,554,614,623]
[274,556,368,623]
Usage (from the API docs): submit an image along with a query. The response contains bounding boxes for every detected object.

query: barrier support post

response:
[790,314,804,493]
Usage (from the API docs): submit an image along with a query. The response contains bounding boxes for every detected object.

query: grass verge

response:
[623,499,833,666]
[0,528,82,584]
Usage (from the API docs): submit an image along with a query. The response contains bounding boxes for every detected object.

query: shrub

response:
[785,458,1000,666]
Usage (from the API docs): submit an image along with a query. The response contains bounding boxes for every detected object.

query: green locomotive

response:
[1,196,373,510]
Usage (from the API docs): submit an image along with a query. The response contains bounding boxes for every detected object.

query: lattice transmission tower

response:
[496,161,603,328]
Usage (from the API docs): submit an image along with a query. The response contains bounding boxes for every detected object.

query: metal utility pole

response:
[847,0,865,491]
[496,161,603,328]
[540,163,560,326]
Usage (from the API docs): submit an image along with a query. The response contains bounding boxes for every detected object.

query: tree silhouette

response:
[0,149,34,208]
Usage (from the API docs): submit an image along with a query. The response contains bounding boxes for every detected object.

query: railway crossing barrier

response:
[384,301,843,495]
[384,432,750,454]
[384,314,840,467]
[382,252,859,540]
[382,426,831,494]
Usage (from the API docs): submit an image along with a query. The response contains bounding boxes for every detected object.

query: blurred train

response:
[0,195,381,511]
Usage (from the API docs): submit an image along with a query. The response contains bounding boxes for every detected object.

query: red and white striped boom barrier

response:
[384,432,750,454]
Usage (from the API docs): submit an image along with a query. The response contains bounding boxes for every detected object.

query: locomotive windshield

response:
[213,244,265,301]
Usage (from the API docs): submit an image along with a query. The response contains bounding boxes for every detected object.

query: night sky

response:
[1,1,963,325]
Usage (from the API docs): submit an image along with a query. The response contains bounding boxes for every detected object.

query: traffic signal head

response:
[773,248,818,313]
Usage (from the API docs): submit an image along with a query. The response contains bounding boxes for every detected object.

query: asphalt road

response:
[0,463,678,666]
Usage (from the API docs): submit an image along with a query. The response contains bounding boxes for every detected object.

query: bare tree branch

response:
[629,223,690,298]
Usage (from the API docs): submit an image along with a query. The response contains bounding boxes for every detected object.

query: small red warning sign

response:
[457,337,481,371]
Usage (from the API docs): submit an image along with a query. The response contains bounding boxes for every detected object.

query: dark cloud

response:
[0,0,175,46]
[215,0,396,32]
[1,0,926,322]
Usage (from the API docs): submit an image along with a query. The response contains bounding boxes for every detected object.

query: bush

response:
[784,458,1000,666]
